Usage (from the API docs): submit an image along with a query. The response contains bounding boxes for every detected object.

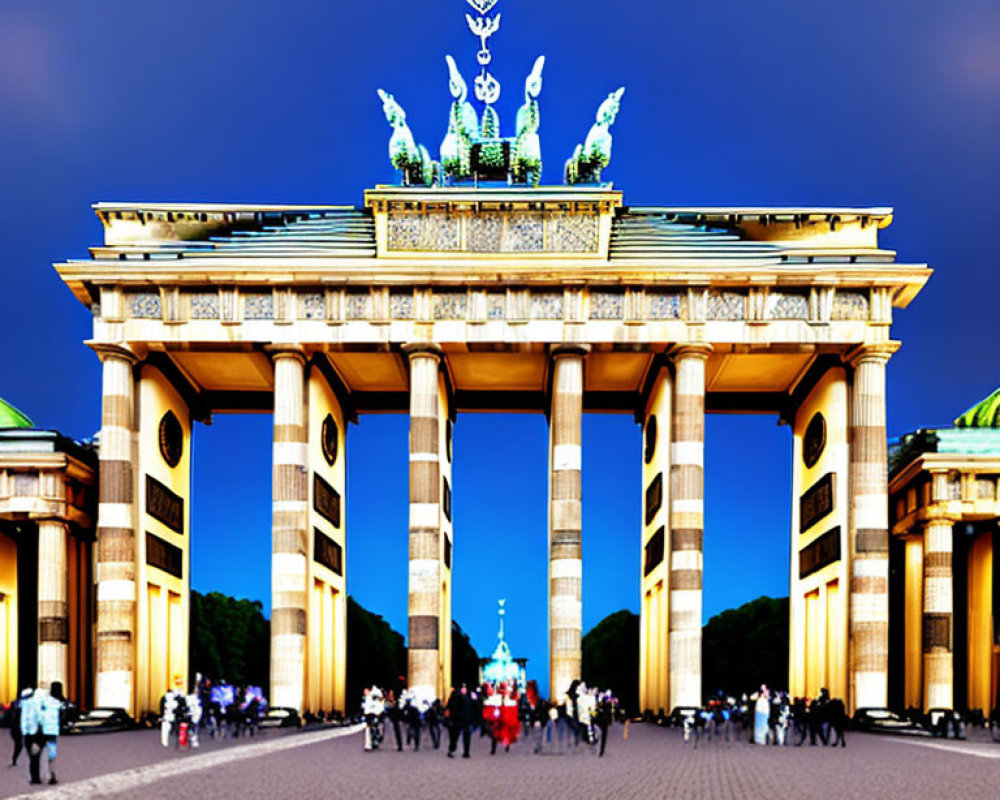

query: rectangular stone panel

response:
[409,615,440,650]
[95,634,133,671]
[313,474,341,528]
[552,470,582,501]
[670,528,703,551]
[273,527,307,556]
[98,528,135,562]
[799,472,834,533]
[410,417,439,455]
[146,531,183,578]
[409,461,441,504]
[313,528,343,575]
[442,477,452,522]
[146,475,184,534]
[39,617,69,644]
[444,535,452,570]
[669,569,702,590]
[645,473,663,526]
[644,527,665,576]
[855,528,889,553]
[799,526,841,579]
[99,460,133,503]
[272,607,307,636]
[922,613,952,651]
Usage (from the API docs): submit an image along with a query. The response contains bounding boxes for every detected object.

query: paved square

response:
[3,723,1000,800]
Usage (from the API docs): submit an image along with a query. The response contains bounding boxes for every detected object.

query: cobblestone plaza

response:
[3,724,1000,800]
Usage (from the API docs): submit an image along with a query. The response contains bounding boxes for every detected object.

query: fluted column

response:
[548,345,587,701]
[668,344,711,710]
[270,347,309,711]
[405,345,446,701]
[847,343,897,710]
[922,503,956,710]
[93,345,138,714]
[37,520,68,691]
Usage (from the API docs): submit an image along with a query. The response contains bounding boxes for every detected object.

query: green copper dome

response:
[0,397,34,430]
[955,386,1000,429]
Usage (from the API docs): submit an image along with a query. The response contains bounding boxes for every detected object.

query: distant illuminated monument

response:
[28,0,936,720]
[479,600,527,689]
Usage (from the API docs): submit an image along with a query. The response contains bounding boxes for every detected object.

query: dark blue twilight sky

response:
[1,0,998,690]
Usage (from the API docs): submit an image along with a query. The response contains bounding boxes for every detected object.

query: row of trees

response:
[189,591,481,705]
[581,596,790,711]
[191,590,790,713]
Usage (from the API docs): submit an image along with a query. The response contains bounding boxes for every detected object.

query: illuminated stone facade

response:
[0,424,96,706]
[50,185,930,714]
[890,415,1000,715]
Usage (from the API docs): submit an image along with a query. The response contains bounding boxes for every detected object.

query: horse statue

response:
[512,55,545,186]
[440,55,480,183]
[377,88,438,186]
[564,87,625,185]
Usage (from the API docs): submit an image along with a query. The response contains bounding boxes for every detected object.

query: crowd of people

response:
[360,678,619,758]
[681,686,848,748]
[158,674,270,748]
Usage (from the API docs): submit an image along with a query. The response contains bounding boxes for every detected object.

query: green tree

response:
[451,620,480,690]
[582,609,640,714]
[345,596,407,708]
[189,590,270,690]
[702,595,789,698]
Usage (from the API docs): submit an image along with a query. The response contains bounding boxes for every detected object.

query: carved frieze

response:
[128,292,162,319]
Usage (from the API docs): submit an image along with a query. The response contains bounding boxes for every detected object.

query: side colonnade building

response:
[47,185,930,717]
[0,400,96,707]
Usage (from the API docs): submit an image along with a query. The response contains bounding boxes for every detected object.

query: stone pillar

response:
[270,348,309,712]
[922,508,955,710]
[548,345,587,701]
[37,520,68,691]
[668,344,711,710]
[847,344,897,710]
[405,345,448,701]
[640,363,672,715]
[93,345,138,714]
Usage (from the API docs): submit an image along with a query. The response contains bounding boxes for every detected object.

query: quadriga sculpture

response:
[564,87,625,185]
[440,55,480,183]
[512,55,545,186]
[377,89,438,186]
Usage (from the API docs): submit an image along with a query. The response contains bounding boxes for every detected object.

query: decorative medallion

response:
[644,414,657,464]
[158,411,183,468]
[321,413,339,466]
[803,412,826,469]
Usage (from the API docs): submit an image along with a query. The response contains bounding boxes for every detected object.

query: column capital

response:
[87,342,139,365]
[669,342,713,362]
[402,343,444,361]
[265,344,308,365]
[923,510,961,527]
[548,343,591,359]
[845,341,900,368]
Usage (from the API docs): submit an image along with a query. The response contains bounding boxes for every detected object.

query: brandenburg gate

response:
[49,0,930,717]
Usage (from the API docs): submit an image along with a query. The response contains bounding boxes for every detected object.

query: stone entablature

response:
[890,451,1000,535]
[0,433,96,528]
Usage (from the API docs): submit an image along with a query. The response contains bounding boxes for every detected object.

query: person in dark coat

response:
[826,697,847,747]
[594,694,613,757]
[446,685,473,758]
[8,689,30,767]
[386,691,403,751]
[425,700,442,749]
[404,698,421,751]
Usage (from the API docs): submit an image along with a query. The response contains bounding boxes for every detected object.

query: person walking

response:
[159,677,186,748]
[595,692,613,757]
[446,684,473,758]
[425,699,442,750]
[9,688,31,767]
[19,687,43,785]
[39,683,64,784]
